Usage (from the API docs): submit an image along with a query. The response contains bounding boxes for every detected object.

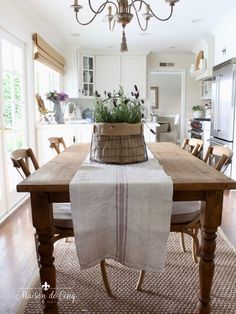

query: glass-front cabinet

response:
[82,55,94,97]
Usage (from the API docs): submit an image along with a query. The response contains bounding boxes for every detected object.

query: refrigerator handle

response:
[214,75,219,131]
[217,75,222,132]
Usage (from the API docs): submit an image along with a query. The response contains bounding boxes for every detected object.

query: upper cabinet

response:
[121,56,147,99]
[213,16,236,65]
[82,55,95,97]
[190,35,215,81]
[95,55,147,99]
[64,48,147,99]
[95,55,121,94]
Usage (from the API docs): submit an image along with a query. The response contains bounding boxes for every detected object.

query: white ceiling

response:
[21,0,236,54]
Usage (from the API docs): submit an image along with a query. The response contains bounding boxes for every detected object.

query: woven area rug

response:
[18,231,236,314]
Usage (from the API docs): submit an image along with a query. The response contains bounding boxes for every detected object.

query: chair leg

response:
[136,270,146,291]
[34,233,40,267]
[100,260,113,297]
[180,232,187,252]
[191,228,200,263]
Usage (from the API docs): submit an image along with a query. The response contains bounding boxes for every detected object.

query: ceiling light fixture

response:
[70,0,180,52]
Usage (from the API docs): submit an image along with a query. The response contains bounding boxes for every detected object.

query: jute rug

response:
[18,230,236,314]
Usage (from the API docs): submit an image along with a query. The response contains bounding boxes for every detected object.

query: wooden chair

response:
[181,138,204,158]
[203,145,233,173]
[11,148,112,297]
[48,137,66,155]
[135,146,233,291]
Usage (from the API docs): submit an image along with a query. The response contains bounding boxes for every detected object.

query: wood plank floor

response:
[0,192,236,314]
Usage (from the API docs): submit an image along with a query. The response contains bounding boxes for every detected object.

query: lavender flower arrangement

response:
[94,85,144,124]
[46,91,69,102]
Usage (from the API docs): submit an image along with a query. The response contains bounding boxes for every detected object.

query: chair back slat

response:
[203,146,233,173]
[11,148,39,178]
[48,137,66,155]
[181,138,204,158]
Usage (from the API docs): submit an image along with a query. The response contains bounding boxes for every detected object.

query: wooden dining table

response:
[17,142,236,314]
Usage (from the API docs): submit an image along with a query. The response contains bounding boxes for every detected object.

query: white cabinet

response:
[143,122,158,142]
[95,55,147,98]
[36,124,93,165]
[95,56,121,94]
[81,56,95,97]
[122,56,147,98]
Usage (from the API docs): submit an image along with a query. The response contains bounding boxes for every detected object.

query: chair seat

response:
[53,203,73,229]
[171,201,201,224]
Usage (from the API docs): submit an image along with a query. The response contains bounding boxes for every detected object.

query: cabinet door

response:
[121,56,147,99]
[77,124,93,143]
[95,56,121,94]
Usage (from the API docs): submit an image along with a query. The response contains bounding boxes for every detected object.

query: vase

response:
[52,100,65,124]
[193,111,202,119]
[90,122,148,164]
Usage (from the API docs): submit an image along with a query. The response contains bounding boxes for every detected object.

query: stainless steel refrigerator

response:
[210,58,236,177]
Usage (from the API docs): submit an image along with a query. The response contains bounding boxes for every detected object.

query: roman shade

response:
[32,33,65,74]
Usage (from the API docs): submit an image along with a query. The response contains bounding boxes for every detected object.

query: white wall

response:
[147,53,200,118]
[150,73,181,115]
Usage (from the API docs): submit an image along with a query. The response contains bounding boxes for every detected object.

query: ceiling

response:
[21,0,236,54]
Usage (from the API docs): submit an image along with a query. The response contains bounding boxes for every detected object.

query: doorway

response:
[149,69,186,143]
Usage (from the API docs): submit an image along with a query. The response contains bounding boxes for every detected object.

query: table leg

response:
[31,192,58,314]
[197,190,223,314]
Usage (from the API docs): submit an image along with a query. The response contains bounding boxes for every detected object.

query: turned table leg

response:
[197,190,223,314]
[31,192,58,314]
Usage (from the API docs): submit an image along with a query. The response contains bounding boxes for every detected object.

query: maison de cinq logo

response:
[16,281,76,303]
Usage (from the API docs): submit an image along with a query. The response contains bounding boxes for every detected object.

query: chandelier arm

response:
[128,0,143,13]
[149,4,174,21]
[75,2,111,26]
[134,9,149,31]
[88,0,119,13]
[130,0,174,21]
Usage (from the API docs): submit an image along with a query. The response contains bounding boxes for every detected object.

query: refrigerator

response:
[210,58,236,177]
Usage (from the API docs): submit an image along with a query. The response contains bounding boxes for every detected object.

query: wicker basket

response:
[90,122,148,164]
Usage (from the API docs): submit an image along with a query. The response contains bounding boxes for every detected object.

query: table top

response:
[17,142,236,193]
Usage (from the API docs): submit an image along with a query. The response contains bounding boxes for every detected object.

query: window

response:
[34,60,61,111]
[0,30,27,218]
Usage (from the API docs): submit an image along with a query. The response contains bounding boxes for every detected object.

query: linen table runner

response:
[69,151,173,272]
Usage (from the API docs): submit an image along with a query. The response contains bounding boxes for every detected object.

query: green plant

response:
[94,86,144,124]
[192,105,203,112]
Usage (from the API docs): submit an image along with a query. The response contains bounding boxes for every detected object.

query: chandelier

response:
[71,0,180,52]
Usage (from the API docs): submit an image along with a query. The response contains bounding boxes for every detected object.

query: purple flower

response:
[46,91,69,102]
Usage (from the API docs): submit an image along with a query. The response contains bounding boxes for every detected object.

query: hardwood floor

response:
[0,192,236,314]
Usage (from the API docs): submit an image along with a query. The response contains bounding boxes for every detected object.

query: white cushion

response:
[171,201,201,224]
[53,203,72,220]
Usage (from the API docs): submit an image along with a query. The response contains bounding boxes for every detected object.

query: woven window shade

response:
[32,33,65,74]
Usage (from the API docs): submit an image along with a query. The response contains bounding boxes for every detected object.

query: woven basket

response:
[90,122,148,164]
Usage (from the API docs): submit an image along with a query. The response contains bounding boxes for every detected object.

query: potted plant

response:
[90,85,148,164]
[192,105,203,118]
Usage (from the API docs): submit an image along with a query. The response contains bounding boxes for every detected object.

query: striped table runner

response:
[69,151,173,272]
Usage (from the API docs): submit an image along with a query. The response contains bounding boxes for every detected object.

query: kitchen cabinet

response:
[36,124,93,165]
[95,55,147,98]
[81,55,95,97]
[213,18,236,65]
[143,122,158,142]
[121,56,147,98]
[95,56,121,94]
